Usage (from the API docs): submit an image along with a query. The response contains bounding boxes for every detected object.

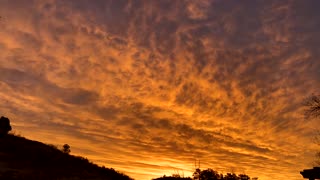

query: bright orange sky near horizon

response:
[1,0,320,179]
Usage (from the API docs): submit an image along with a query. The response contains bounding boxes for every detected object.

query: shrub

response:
[0,116,12,136]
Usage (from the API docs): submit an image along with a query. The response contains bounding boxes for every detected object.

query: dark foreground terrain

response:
[0,134,132,180]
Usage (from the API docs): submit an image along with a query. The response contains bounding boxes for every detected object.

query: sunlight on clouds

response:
[0,0,320,180]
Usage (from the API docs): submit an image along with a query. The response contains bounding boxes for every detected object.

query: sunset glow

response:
[1,1,320,179]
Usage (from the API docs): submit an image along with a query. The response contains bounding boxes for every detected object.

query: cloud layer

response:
[1,0,320,179]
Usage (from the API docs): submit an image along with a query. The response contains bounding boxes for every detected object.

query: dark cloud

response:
[0,67,99,105]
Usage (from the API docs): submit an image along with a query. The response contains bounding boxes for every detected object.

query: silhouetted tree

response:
[193,168,201,180]
[152,175,192,180]
[224,173,238,180]
[303,95,320,118]
[192,168,250,180]
[239,174,250,180]
[155,168,252,180]
[62,144,71,154]
[0,116,12,136]
[199,168,221,180]
[304,95,320,165]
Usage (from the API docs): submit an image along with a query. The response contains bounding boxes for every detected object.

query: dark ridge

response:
[0,134,133,180]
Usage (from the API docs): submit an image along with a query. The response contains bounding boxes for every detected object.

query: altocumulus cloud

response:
[0,0,320,179]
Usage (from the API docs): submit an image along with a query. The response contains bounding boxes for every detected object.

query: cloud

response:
[0,67,99,105]
[1,0,320,179]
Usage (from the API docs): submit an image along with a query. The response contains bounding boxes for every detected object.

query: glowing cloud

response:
[0,0,320,179]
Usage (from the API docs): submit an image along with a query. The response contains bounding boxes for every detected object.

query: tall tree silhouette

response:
[304,95,320,118]
[0,116,12,136]
[304,95,320,166]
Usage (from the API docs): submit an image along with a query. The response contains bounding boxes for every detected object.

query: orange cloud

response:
[0,1,320,180]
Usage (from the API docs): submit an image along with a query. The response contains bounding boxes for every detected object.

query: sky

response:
[0,0,320,179]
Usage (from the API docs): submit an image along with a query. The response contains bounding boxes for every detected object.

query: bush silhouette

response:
[62,144,71,154]
[0,116,12,136]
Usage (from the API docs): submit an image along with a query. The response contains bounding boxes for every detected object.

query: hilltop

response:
[0,133,133,180]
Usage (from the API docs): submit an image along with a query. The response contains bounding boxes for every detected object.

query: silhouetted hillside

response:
[0,134,133,180]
